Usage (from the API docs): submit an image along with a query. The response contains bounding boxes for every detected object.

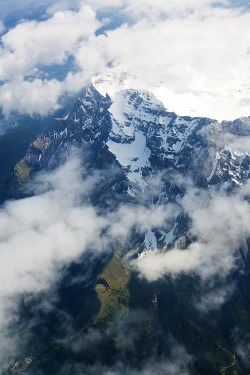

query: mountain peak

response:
[92,68,145,97]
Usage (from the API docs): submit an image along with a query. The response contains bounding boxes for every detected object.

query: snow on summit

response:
[92,69,250,122]
[92,69,145,98]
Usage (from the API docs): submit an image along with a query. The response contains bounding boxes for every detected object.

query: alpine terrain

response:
[1,70,250,375]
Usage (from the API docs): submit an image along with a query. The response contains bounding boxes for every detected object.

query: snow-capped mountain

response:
[11,71,250,254]
[3,72,250,375]
[18,73,250,188]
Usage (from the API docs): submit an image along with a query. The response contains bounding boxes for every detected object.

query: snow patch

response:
[107,130,151,192]
[144,230,157,250]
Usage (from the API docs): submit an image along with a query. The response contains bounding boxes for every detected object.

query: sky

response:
[0,0,250,121]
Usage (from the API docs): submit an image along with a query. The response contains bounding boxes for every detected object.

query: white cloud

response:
[134,241,235,282]
[182,184,250,241]
[0,154,107,361]
[46,0,83,15]
[60,2,250,120]
[0,1,250,119]
[195,284,235,313]
[122,0,229,20]
[107,204,177,241]
[220,133,250,153]
[93,5,250,120]
[0,4,99,81]
[0,151,178,363]
[0,3,101,116]
[47,0,125,14]
[0,78,62,116]
[135,183,250,282]
[0,163,176,308]
[0,156,105,302]
[233,327,250,365]
[67,330,192,375]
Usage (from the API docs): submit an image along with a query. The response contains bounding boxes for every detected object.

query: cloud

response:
[0,78,62,116]
[0,1,250,120]
[0,4,99,80]
[62,2,250,120]
[135,183,250,282]
[195,283,235,313]
[0,3,101,116]
[0,155,109,299]
[0,150,178,367]
[232,327,250,367]
[0,153,136,369]
[97,5,250,120]
[47,0,126,14]
[107,203,177,242]
[54,320,192,375]
[220,133,250,154]
[0,154,107,360]
[122,0,229,20]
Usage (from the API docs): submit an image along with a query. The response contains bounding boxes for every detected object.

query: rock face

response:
[12,71,250,252]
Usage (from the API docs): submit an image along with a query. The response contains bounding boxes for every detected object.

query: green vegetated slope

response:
[7,252,250,375]
[0,118,49,202]
[93,252,130,327]
[5,252,130,374]
[14,159,32,184]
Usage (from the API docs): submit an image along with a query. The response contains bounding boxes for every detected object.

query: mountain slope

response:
[2,71,250,375]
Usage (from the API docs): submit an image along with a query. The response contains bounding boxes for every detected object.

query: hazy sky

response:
[0,0,250,120]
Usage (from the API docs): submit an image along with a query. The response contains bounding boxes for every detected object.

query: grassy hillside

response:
[93,252,130,327]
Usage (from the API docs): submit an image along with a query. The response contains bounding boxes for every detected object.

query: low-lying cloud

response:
[0,157,103,300]
[0,146,248,370]
[0,151,177,367]
[135,183,250,282]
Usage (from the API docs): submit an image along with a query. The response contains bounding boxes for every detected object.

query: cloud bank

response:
[0,0,250,120]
